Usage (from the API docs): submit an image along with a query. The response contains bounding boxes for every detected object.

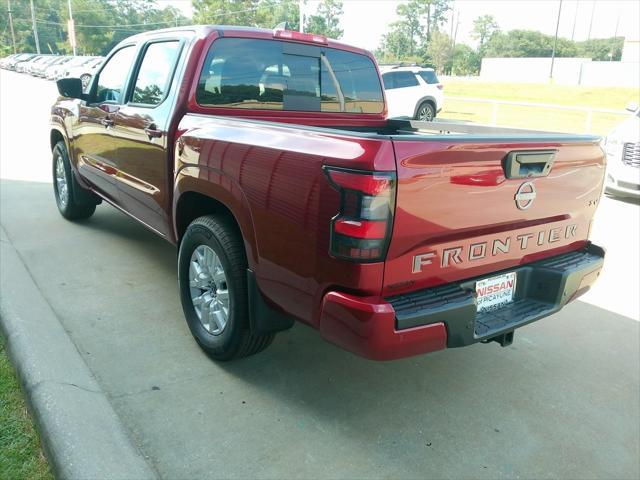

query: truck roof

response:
[123,25,372,57]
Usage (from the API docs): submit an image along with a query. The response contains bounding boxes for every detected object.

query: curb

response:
[0,225,157,480]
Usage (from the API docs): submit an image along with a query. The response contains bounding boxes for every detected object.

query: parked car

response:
[46,55,94,80]
[1,53,36,70]
[0,53,19,69]
[604,103,640,199]
[41,56,73,79]
[8,53,38,71]
[51,26,604,361]
[380,65,444,120]
[17,55,50,74]
[32,55,67,77]
[63,57,103,89]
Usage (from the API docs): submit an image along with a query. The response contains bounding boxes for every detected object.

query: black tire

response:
[415,101,436,121]
[52,141,98,220]
[178,215,274,361]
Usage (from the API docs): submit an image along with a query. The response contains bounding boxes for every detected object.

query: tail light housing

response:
[323,166,396,262]
[436,83,443,90]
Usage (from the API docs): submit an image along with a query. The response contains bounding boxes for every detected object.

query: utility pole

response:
[449,5,454,39]
[7,0,16,54]
[587,0,596,41]
[67,0,76,56]
[29,0,40,54]
[571,0,578,41]
[299,0,303,32]
[613,8,620,38]
[453,12,460,47]
[550,0,563,80]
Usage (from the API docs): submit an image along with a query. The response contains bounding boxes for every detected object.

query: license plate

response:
[475,272,517,313]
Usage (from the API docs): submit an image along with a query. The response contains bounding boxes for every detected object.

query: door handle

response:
[101,117,114,128]
[144,123,162,139]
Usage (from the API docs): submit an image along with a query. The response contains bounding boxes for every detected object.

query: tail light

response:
[436,83,443,90]
[273,29,328,44]
[323,166,396,262]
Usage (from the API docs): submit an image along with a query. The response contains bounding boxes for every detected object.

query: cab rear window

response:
[196,38,384,114]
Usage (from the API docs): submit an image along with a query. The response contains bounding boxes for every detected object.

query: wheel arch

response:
[173,171,259,269]
[413,96,437,118]
[50,127,68,152]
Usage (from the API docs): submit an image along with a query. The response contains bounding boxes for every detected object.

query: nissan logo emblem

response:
[515,181,536,210]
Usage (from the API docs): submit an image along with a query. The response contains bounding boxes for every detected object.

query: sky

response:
[162,0,640,51]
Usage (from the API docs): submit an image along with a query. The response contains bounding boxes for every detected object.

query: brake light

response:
[436,83,443,90]
[273,29,328,44]
[324,167,396,262]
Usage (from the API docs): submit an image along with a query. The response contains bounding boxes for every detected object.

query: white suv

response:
[380,66,444,121]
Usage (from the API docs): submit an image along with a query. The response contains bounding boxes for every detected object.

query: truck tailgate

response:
[383,136,605,296]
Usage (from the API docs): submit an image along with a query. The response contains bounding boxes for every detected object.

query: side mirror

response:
[56,77,84,99]
[625,102,639,113]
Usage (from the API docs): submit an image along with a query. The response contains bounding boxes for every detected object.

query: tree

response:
[376,0,451,63]
[471,15,499,52]
[0,0,189,57]
[256,0,300,30]
[193,0,259,26]
[305,0,343,39]
[424,0,451,41]
[577,37,624,61]
[450,43,480,75]
[375,30,420,64]
[484,30,577,58]
[426,30,452,73]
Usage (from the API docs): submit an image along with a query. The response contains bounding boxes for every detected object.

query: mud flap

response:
[247,269,295,334]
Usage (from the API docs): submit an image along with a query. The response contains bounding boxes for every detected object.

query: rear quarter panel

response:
[174,114,395,326]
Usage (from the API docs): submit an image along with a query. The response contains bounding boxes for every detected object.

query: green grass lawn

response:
[0,336,53,480]
[440,79,639,135]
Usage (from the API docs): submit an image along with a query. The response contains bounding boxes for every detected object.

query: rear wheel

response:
[178,215,275,360]
[415,102,436,121]
[52,141,98,220]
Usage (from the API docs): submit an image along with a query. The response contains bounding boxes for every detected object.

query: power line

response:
[35,18,177,28]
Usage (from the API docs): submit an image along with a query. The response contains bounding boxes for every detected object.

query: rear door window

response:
[130,41,181,106]
[392,71,419,88]
[196,37,384,114]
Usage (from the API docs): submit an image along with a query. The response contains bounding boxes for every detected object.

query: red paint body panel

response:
[319,292,447,360]
[50,25,606,360]
[384,138,604,296]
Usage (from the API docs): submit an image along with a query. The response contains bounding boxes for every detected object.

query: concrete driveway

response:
[1,70,639,479]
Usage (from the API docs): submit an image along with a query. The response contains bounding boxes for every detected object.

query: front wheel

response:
[415,102,436,121]
[178,215,274,360]
[53,141,98,220]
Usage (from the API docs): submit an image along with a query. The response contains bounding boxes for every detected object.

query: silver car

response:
[604,103,640,199]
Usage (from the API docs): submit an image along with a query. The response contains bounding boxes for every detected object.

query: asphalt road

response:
[1,70,639,479]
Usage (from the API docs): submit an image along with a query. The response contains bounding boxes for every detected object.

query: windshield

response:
[196,38,384,114]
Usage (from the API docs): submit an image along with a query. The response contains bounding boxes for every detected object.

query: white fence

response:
[480,57,640,87]
[444,96,630,134]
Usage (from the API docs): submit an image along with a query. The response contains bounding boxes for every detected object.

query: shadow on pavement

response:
[2,178,639,479]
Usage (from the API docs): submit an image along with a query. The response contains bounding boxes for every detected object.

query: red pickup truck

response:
[50,26,605,361]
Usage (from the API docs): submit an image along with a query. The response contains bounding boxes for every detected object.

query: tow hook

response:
[485,331,514,347]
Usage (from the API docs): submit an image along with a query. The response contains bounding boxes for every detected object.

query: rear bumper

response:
[319,243,604,360]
